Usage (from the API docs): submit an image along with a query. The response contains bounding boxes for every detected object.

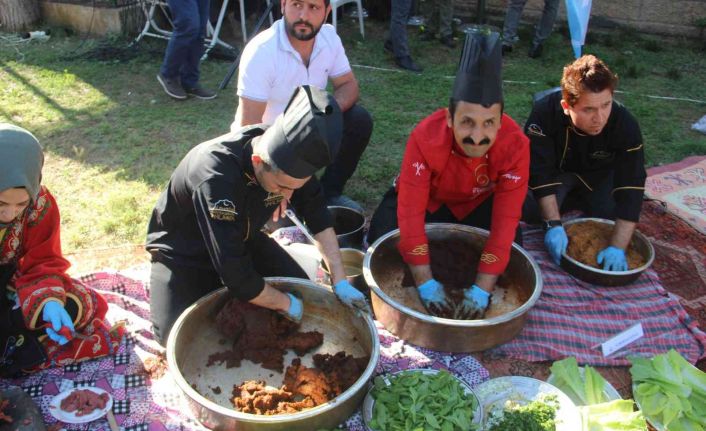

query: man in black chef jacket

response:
[523,55,646,272]
[146,85,369,346]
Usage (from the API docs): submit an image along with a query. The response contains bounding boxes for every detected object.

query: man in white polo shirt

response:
[231,0,372,212]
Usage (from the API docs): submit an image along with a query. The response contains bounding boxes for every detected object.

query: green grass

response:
[1,18,705,253]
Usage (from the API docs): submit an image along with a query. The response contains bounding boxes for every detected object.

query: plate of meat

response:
[49,387,113,424]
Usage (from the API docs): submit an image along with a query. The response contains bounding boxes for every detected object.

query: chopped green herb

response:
[486,395,558,431]
[368,370,479,431]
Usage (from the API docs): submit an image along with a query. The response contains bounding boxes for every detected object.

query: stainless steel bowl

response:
[329,205,365,249]
[166,277,380,431]
[363,223,542,352]
[561,218,655,287]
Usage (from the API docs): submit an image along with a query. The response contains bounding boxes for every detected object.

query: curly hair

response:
[561,55,618,106]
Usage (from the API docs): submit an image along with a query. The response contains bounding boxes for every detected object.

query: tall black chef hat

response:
[261,85,342,179]
[452,30,503,105]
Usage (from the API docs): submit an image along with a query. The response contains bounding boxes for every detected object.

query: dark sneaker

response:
[157,73,186,100]
[439,35,456,48]
[185,84,217,100]
[327,195,364,213]
[395,55,423,73]
[528,42,543,58]
[501,43,513,56]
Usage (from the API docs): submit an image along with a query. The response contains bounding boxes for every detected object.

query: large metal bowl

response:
[166,278,380,430]
[561,218,655,286]
[363,223,542,352]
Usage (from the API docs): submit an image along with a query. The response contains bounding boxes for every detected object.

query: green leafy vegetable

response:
[486,395,558,431]
[579,399,647,431]
[629,349,706,430]
[549,357,608,406]
[368,370,479,431]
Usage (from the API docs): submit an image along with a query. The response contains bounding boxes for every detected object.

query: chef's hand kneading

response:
[334,280,370,313]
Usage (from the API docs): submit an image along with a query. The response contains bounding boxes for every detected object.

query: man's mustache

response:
[463,137,491,146]
[293,20,313,30]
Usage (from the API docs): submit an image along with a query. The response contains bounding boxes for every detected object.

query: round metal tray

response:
[474,376,582,430]
[361,369,483,431]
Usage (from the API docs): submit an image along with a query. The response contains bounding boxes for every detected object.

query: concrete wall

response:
[454,0,706,38]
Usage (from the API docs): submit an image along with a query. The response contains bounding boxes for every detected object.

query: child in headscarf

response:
[0,123,124,377]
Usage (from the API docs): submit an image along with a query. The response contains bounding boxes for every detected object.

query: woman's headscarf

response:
[0,123,44,202]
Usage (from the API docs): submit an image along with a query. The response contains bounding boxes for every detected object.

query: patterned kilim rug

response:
[0,271,488,431]
[645,155,706,234]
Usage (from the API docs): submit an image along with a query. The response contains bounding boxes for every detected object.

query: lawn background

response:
[1,16,705,269]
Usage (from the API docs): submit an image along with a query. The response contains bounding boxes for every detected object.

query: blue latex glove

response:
[544,226,568,265]
[597,246,628,272]
[417,279,450,314]
[281,292,304,323]
[457,284,491,320]
[334,280,371,313]
[42,300,74,345]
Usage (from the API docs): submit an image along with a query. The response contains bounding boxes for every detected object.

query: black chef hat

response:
[260,85,342,179]
[452,31,503,105]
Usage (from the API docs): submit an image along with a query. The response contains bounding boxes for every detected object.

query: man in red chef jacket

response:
[367,31,529,319]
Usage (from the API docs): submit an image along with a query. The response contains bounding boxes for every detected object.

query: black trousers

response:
[319,104,373,199]
[367,188,523,246]
[149,231,308,346]
[522,172,616,224]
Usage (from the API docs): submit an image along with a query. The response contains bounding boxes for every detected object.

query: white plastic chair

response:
[330,0,365,37]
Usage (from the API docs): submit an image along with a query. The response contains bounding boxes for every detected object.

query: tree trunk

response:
[0,0,40,33]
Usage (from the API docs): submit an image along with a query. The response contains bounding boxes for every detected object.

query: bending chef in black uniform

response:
[523,55,646,272]
[146,85,369,346]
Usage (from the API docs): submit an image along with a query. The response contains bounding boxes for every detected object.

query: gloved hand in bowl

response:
[455,284,491,320]
[281,292,304,323]
[544,225,568,265]
[597,246,628,272]
[334,280,371,313]
[417,279,450,315]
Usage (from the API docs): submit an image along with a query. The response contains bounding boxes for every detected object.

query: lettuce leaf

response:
[580,399,647,431]
[629,349,706,430]
[549,357,608,406]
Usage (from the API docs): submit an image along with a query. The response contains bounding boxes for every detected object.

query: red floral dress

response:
[0,187,123,373]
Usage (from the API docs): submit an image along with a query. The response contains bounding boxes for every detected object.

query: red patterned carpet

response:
[474,200,706,397]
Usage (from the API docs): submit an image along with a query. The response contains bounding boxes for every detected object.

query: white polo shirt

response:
[232,19,352,131]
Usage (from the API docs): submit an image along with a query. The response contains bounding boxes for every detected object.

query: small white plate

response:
[475,376,581,431]
[49,387,113,424]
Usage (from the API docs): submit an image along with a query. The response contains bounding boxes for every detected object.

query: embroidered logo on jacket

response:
[589,150,612,160]
[527,124,545,137]
[480,252,499,264]
[264,193,285,207]
[209,199,238,221]
[502,172,522,183]
[407,244,429,256]
[412,161,426,176]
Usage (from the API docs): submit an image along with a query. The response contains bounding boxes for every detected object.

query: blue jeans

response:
[160,0,209,89]
[502,0,560,46]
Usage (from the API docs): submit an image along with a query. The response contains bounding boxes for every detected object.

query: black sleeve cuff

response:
[614,189,644,222]
[227,270,265,301]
